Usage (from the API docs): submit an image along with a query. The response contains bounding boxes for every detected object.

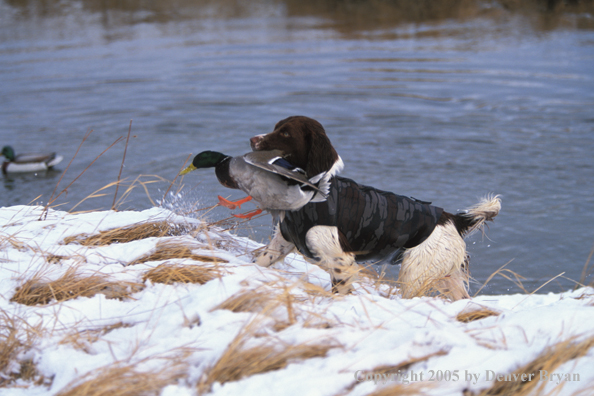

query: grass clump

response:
[142,263,223,285]
[212,284,308,329]
[212,289,276,314]
[62,221,195,246]
[11,267,144,306]
[197,320,339,394]
[474,335,594,396]
[129,241,227,266]
[56,358,187,396]
[456,307,501,323]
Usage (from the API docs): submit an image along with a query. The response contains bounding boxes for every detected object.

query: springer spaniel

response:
[250,116,500,300]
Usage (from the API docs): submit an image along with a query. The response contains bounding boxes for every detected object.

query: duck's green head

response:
[1,146,15,161]
[180,151,229,175]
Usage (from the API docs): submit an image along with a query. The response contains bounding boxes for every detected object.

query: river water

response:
[1,0,593,295]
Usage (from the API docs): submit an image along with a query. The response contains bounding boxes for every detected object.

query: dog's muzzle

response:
[250,134,264,150]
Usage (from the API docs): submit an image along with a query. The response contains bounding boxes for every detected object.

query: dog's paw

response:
[253,251,276,267]
[331,277,355,295]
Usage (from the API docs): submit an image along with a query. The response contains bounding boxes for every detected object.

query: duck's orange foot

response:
[217,195,252,209]
[233,209,263,220]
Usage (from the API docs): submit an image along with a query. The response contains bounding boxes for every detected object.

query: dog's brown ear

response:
[274,117,292,130]
[306,127,339,177]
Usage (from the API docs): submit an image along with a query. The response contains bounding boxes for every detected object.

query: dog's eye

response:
[282,131,290,138]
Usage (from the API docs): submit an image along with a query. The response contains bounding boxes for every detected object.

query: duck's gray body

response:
[217,151,327,211]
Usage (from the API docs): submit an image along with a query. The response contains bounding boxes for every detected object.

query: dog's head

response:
[250,116,342,178]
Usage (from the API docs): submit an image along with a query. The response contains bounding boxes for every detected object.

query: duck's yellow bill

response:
[179,164,197,175]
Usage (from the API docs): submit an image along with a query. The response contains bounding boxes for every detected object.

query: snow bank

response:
[1,205,593,395]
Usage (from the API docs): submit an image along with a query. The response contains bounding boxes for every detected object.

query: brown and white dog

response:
[250,116,500,300]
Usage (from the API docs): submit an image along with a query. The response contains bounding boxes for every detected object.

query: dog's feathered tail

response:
[453,195,501,238]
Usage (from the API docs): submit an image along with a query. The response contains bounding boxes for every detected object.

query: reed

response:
[69,175,166,213]
[473,260,527,296]
[112,120,133,210]
[41,131,123,220]
[577,241,594,289]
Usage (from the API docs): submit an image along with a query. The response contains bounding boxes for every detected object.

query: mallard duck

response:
[1,146,64,174]
[179,150,329,218]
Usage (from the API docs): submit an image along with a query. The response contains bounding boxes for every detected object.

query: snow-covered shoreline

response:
[1,205,593,396]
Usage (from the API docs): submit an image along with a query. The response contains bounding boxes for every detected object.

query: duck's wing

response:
[13,152,56,164]
[243,151,323,194]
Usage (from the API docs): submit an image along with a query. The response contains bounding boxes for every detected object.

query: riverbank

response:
[1,205,593,395]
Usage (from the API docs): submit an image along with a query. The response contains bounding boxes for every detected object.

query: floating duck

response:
[1,146,64,174]
[179,150,329,219]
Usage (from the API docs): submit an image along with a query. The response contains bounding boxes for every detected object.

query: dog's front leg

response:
[305,226,358,294]
[254,225,295,267]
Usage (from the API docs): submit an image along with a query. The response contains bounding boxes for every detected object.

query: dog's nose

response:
[250,135,263,150]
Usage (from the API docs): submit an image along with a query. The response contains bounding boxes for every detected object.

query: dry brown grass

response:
[363,265,400,299]
[212,282,338,334]
[59,322,133,353]
[62,221,197,246]
[473,335,594,396]
[199,342,334,392]
[399,276,465,301]
[44,253,70,264]
[1,312,25,375]
[456,307,501,323]
[129,240,227,266]
[577,242,594,289]
[142,263,223,285]
[366,350,449,376]
[56,355,189,396]
[364,382,430,396]
[212,284,311,330]
[299,280,334,299]
[340,350,447,395]
[197,320,339,394]
[0,234,28,252]
[212,289,277,314]
[10,267,144,306]
[474,261,527,296]
[0,309,47,388]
